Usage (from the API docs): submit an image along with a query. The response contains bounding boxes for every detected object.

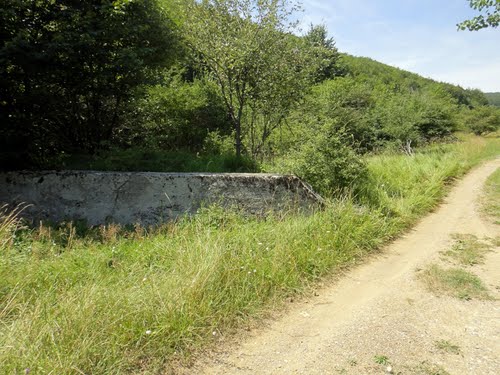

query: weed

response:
[0,204,27,251]
[374,355,390,365]
[434,339,461,355]
[419,264,491,300]
[443,234,491,266]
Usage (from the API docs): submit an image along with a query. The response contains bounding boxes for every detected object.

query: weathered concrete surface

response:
[0,171,322,226]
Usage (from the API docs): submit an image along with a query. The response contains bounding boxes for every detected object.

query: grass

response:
[360,134,500,222]
[419,264,491,301]
[482,167,500,224]
[434,340,461,355]
[373,354,390,365]
[442,234,492,266]
[0,135,499,373]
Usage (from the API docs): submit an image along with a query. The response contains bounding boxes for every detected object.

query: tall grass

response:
[0,135,498,373]
[361,134,500,222]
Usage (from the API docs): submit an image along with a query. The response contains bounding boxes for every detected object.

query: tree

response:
[457,0,500,31]
[181,0,316,158]
[303,24,343,83]
[0,0,179,168]
[463,106,500,134]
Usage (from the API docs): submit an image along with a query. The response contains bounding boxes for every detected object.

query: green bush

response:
[121,72,231,151]
[462,106,500,135]
[277,119,368,196]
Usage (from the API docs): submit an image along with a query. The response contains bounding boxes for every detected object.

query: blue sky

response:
[298,0,500,92]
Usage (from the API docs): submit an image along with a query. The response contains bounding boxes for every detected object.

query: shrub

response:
[463,106,500,135]
[124,73,231,150]
[280,119,368,196]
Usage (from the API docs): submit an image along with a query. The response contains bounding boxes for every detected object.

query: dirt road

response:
[189,160,500,374]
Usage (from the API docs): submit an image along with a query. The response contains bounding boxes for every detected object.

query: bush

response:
[123,73,231,150]
[277,119,368,196]
[463,106,500,135]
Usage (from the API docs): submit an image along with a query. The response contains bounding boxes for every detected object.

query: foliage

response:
[485,92,500,107]
[181,0,318,157]
[0,0,179,168]
[303,24,343,83]
[461,105,500,135]
[457,0,500,31]
[277,119,368,195]
[125,71,232,150]
[63,147,258,173]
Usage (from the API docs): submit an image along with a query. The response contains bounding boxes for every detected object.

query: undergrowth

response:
[63,148,259,173]
[0,135,498,373]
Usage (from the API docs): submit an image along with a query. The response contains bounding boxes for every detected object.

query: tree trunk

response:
[235,120,242,158]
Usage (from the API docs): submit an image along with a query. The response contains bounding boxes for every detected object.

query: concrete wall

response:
[0,171,322,226]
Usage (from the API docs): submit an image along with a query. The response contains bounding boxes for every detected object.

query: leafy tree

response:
[181,0,317,158]
[0,0,178,168]
[130,71,232,150]
[458,0,500,31]
[463,106,500,134]
[303,24,343,82]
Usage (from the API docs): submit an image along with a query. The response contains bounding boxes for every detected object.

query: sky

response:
[298,0,500,92]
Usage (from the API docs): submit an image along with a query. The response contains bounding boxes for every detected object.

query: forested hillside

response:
[485,92,500,107]
[1,0,499,194]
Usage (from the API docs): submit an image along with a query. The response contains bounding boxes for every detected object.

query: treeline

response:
[485,92,500,107]
[1,0,499,192]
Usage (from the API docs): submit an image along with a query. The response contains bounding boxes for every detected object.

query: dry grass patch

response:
[442,234,492,266]
[481,167,500,224]
[419,264,491,301]
[434,339,461,355]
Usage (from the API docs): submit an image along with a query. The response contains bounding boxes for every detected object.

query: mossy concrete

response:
[0,171,322,225]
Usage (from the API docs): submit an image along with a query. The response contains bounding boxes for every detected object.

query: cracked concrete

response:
[0,171,322,226]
